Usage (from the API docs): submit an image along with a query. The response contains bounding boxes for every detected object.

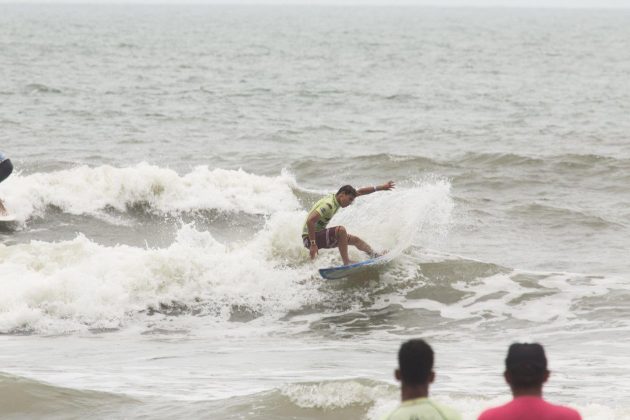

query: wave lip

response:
[1,163,300,222]
[199,379,396,420]
[281,379,393,410]
[22,83,63,95]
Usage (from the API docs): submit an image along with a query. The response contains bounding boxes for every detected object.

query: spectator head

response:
[504,343,550,389]
[395,339,435,387]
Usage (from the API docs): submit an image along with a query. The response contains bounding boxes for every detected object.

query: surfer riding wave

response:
[302,181,395,265]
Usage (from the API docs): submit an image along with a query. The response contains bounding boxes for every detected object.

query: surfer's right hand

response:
[309,243,318,259]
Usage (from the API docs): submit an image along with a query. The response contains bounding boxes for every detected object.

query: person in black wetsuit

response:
[0,151,14,216]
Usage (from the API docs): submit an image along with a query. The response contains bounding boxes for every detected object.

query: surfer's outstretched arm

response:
[356,181,395,196]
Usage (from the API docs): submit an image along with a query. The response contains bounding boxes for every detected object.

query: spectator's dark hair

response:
[337,185,358,197]
[505,343,548,387]
[398,339,434,386]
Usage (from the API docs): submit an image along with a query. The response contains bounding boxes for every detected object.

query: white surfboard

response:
[319,254,392,280]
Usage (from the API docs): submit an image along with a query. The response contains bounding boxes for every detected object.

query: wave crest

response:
[2,164,299,222]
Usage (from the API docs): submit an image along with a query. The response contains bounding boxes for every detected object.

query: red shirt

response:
[478,396,582,420]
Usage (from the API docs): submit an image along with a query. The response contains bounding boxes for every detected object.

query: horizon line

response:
[1,1,630,8]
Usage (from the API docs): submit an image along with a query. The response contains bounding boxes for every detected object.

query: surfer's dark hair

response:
[337,185,358,197]
[398,339,434,385]
[505,343,548,387]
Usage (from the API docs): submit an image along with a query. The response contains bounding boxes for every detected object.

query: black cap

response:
[506,343,547,372]
[505,343,548,387]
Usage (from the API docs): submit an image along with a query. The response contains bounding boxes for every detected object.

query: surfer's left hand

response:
[380,181,395,191]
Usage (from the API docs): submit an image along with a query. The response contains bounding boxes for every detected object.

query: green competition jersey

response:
[302,193,341,237]
[380,397,461,420]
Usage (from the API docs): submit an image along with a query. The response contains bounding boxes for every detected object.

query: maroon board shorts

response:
[303,227,339,249]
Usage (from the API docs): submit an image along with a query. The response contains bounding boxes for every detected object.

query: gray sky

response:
[1,0,630,7]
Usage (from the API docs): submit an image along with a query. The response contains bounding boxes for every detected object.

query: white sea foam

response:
[0,178,455,334]
[0,222,318,334]
[281,380,393,409]
[332,178,454,257]
[0,164,300,222]
[283,381,630,420]
[280,379,630,420]
[392,264,620,332]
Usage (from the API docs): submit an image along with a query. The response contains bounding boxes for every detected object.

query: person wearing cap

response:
[0,151,13,216]
[381,339,461,420]
[478,343,581,420]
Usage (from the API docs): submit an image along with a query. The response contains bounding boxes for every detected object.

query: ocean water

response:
[1,4,630,420]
